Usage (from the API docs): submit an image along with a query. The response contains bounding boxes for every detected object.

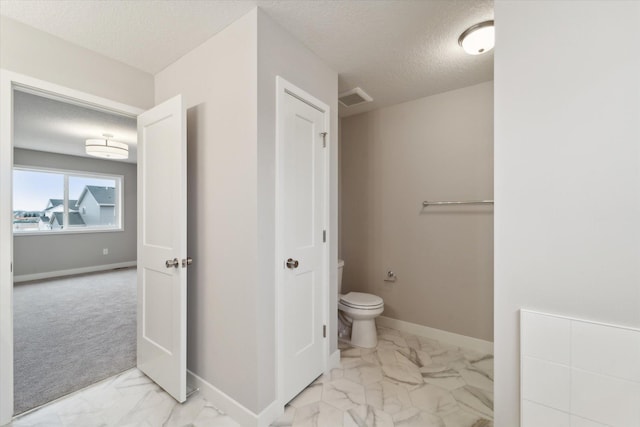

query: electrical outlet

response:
[103,248,109,255]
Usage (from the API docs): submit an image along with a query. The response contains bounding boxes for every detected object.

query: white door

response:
[279,85,328,404]
[137,95,187,402]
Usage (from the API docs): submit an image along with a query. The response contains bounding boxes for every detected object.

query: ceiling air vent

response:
[339,87,373,108]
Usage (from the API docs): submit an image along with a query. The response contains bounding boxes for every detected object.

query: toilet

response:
[337,259,384,348]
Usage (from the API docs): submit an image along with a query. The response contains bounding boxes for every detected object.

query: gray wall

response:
[0,16,154,110]
[494,1,640,425]
[13,149,137,277]
[155,10,261,413]
[340,81,494,341]
[155,8,338,414]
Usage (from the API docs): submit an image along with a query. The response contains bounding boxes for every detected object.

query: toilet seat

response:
[339,292,384,310]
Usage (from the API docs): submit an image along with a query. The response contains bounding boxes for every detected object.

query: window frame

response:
[12,164,124,236]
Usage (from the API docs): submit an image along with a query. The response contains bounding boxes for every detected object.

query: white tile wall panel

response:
[521,310,640,427]
[522,356,571,412]
[571,369,640,427]
[522,400,570,427]
[522,310,571,364]
[572,321,640,382]
[571,415,610,427]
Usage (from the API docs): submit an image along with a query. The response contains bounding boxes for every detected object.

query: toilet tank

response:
[338,259,345,294]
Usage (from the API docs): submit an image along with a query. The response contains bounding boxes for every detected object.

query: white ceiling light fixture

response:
[458,20,495,55]
[85,134,129,160]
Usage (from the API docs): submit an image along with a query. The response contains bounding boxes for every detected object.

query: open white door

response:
[278,81,329,405]
[137,95,187,402]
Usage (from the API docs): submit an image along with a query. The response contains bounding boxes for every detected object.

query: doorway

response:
[276,77,331,406]
[1,71,188,424]
[10,89,138,414]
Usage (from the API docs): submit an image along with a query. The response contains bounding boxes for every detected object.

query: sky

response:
[13,169,115,211]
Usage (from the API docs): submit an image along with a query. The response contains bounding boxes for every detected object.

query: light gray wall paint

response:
[13,149,136,276]
[154,10,260,413]
[0,16,154,109]
[256,9,339,409]
[494,1,640,425]
[155,8,338,414]
[340,81,494,341]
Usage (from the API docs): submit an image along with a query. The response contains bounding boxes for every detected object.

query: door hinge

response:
[323,324,327,338]
[10,262,12,273]
[320,132,327,148]
[323,230,326,243]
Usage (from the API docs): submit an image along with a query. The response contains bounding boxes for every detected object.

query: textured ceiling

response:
[0,0,493,117]
[261,0,494,116]
[14,90,138,163]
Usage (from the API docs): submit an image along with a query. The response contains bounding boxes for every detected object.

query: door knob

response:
[182,257,193,268]
[165,258,179,268]
[286,258,299,269]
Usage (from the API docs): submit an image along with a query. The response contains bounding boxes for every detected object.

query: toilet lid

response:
[340,292,383,308]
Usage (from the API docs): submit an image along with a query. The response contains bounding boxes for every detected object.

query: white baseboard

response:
[256,400,283,427]
[377,316,494,355]
[187,370,283,427]
[13,261,136,283]
[327,349,341,373]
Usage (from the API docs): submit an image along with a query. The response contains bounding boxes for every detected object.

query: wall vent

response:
[339,87,373,108]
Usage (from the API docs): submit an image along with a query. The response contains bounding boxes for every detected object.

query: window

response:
[13,166,123,234]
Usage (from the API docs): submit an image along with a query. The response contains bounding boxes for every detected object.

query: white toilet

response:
[337,259,384,348]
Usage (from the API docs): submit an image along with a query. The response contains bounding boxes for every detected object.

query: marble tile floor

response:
[9,326,493,427]
[9,369,241,427]
[272,326,494,427]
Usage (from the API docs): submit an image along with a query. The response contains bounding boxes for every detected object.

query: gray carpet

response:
[13,268,136,414]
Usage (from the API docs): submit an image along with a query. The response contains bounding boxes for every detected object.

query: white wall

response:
[0,16,154,109]
[155,8,338,416]
[494,1,640,425]
[341,81,494,341]
[154,9,260,412]
[13,149,137,278]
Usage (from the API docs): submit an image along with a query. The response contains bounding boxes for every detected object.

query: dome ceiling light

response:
[85,133,129,160]
[458,20,495,55]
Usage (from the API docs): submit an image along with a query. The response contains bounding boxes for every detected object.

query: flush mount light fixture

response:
[85,134,128,160]
[458,20,495,55]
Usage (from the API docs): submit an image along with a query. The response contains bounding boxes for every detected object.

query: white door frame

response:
[274,76,331,408]
[0,70,143,425]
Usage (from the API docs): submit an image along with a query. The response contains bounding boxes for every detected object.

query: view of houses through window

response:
[13,167,122,233]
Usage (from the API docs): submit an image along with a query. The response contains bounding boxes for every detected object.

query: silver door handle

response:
[165,258,179,268]
[182,257,193,268]
[286,258,299,269]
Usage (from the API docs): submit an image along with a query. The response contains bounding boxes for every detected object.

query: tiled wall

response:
[520,310,640,427]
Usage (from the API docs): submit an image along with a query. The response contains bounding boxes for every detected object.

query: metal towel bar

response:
[422,200,494,207]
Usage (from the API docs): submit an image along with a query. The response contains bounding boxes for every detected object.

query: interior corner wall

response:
[0,16,154,109]
[494,1,640,425]
[340,81,494,342]
[257,10,339,410]
[12,149,137,277]
[154,9,261,413]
